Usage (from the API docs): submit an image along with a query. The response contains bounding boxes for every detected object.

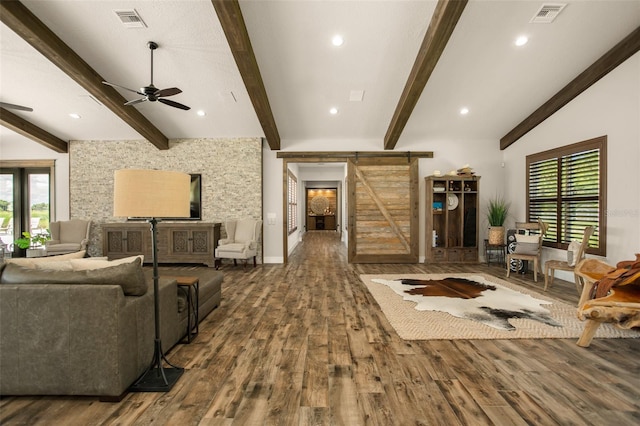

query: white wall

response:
[262,141,284,263]
[0,138,70,220]
[503,52,640,279]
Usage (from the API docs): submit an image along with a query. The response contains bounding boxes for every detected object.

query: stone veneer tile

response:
[69,138,262,259]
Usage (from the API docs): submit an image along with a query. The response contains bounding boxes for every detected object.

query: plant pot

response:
[26,248,46,258]
[488,226,505,245]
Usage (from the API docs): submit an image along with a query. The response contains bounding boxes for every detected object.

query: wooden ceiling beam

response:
[0,1,169,150]
[383,0,468,150]
[500,26,640,150]
[1,107,68,153]
[212,0,281,150]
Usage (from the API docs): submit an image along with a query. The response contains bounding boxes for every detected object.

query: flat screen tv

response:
[128,173,201,221]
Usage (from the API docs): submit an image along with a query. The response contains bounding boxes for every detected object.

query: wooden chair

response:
[506,218,548,282]
[574,257,640,347]
[543,225,594,292]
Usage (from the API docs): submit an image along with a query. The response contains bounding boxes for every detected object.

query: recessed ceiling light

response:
[331,35,344,47]
[515,36,529,46]
[197,110,206,117]
[69,113,81,119]
[329,107,338,115]
[459,107,469,115]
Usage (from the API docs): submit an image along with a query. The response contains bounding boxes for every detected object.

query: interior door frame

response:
[278,151,432,263]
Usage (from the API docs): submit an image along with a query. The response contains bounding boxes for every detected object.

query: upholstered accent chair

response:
[215,219,262,269]
[45,219,91,256]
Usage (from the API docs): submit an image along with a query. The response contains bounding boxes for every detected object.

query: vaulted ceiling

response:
[1,1,639,153]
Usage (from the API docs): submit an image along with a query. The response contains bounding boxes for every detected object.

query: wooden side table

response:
[484,239,506,267]
[175,276,199,343]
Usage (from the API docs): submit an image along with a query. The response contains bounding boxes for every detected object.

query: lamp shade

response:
[113,169,191,218]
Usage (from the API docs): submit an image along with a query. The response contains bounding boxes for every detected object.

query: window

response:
[287,170,297,234]
[0,160,54,254]
[527,136,606,256]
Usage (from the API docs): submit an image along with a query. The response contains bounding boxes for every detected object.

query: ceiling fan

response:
[102,41,190,110]
[0,102,33,112]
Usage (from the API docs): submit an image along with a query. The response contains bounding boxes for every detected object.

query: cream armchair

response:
[215,219,262,269]
[45,219,91,256]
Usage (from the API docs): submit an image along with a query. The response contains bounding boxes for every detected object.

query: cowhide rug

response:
[371,276,560,330]
[360,273,640,340]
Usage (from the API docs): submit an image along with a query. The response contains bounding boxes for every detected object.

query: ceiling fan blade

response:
[158,98,191,110]
[102,81,144,96]
[0,102,33,112]
[155,87,182,97]
[124,98,148,106]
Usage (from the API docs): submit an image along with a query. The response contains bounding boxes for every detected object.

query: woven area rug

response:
[360,273,640,340]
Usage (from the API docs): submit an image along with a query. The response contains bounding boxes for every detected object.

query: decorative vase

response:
[488,226,505,245]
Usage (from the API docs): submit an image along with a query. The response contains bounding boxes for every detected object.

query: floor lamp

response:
[113,169,191,392]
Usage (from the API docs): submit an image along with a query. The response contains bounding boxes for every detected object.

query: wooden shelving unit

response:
[425,175,480,263]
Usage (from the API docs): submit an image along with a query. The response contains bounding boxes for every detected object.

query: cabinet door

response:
[169,229,191,254]
[105,228,147,257]
[191,229,211,254]
[168,228,211,254]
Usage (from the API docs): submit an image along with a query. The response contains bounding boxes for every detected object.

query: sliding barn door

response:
[347,157,419,263]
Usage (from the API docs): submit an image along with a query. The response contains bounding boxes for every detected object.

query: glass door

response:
[0,167,51,255]
[0,172,16,254]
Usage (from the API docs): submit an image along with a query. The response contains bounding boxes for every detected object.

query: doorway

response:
[306,187,337,231]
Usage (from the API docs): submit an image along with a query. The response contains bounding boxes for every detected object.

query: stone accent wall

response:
[69,138,262,259]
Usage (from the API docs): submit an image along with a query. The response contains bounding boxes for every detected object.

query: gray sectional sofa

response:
[0,255,222,399]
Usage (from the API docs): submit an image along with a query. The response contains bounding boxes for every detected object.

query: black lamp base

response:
[129,367,184,392]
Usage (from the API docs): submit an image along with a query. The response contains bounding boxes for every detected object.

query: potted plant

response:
[487,197,509,245]
[14,230,51,257]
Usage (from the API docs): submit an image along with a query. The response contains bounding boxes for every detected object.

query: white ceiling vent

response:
[530,3,566,24]
[349,90,365,102]
[114,9,147,29]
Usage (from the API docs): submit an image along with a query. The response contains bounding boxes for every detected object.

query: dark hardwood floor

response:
[1,231,638,425]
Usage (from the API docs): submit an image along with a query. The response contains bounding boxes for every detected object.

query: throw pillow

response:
[0,258,147,296]
[70,255,144,271]
[514,234,540,255]
[567,240,581,266]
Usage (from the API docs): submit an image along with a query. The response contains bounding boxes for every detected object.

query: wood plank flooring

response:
[1,231,638,425]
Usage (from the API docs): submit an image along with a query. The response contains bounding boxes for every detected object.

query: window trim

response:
[526,136,607,256]
[287,170,298,235]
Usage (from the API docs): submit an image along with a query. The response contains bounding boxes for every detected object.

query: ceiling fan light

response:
[197,110,206,117]
[332,35,344,47]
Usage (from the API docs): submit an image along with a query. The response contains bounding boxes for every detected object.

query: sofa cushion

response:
[216,243,248,253]
[0,258,147,296]
[69,255,144,271]
[34,261,74,271]
[5,251,87,268]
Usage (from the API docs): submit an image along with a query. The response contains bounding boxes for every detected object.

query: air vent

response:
[349,90,365,102]
[114,9,147,28]
[530,3,566,23]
